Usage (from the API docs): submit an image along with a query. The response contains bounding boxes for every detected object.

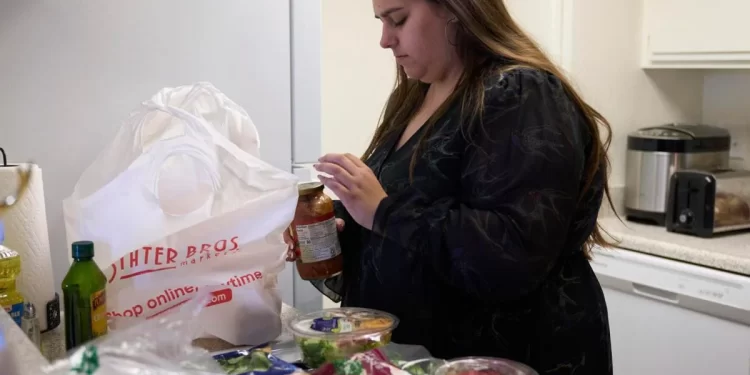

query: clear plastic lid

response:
[435,357,539,375]
[288,307,399,340]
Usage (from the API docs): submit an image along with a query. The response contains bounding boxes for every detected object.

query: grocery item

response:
[21,302,41,349]
[289,307,399,368]
[0,220,24,327]
[214,345,309,375]
[62,83,298,346]
[378,343,446,375]
[62,241,108,351]
[434,357,538,375]
[42,290,225,374]
[292,182,344,280]
[311,349,410,375]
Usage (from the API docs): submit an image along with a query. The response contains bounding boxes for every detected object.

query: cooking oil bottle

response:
[0,220,24,327]
[62,241,108,351]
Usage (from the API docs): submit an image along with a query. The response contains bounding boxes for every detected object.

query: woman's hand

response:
[285,219,345,261]
[314,153,387,230]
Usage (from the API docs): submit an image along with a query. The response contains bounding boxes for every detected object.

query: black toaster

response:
[666,169,750,238]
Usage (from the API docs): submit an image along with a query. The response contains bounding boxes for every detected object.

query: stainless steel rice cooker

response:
[624,123,731,225]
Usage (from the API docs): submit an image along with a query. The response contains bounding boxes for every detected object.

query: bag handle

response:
[136,104,224,207]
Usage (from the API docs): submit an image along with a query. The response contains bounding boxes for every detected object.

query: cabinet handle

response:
[631,283,679,304]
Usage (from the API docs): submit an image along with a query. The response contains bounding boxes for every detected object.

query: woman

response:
[287,0,615,373]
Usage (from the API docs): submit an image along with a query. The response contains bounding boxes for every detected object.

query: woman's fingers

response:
[342,153,367,169]
[283,227,294,245]
[284,227,298,262]
[336,218,345,232]
[319,175,350,199]
[314,162,356,189]
[319,154,360,175]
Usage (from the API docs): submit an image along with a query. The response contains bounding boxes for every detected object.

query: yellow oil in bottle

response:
[0,221,24,327]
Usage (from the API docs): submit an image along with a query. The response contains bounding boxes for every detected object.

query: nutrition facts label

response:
[296,217,342,263]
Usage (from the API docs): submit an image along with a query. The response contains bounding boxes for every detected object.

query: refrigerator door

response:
[291,0,323,164]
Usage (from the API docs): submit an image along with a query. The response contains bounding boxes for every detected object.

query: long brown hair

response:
[362,0,618,256]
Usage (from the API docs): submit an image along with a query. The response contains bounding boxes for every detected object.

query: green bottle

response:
[62,241,108,351]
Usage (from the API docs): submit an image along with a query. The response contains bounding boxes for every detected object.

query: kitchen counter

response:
[1,303,299,373]
[598,216,750,275]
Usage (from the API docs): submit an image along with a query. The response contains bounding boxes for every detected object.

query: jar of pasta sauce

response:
[291,182,343,280]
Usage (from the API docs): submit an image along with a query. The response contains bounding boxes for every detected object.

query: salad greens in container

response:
[434,357,538,375]
[288,307,399,368]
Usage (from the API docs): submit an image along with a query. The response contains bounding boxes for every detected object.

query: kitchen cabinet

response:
[504,0,573,70]
[642,0,750,69]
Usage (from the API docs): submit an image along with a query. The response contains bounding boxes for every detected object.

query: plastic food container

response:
[288,307,399,368]
[399,358,448,375]
[434,357,539,375]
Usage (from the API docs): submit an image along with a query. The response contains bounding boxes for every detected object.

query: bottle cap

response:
[23,302,36,318]
[71,241,95,259]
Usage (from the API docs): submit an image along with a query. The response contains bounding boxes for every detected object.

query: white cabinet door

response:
[504,0,572,70]
[592,248,750,374]
[603,287,750,374]
[643,0,750,68]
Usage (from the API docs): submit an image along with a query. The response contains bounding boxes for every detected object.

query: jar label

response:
[90,289,107,337]
[296,216,342,263]
[4,302,23,327]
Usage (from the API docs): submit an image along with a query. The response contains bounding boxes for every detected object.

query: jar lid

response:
[298,182,325,196]
[0,247,18,260]
[288,307,399,340]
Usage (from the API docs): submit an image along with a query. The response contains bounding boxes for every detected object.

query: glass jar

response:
[292,182,343,280]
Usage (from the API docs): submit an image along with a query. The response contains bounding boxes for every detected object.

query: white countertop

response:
[599,216,750,276]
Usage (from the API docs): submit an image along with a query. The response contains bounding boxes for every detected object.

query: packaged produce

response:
[289,307,398,368]
[434,357,538,375]
[292,182,344,280]
[42,290,224,375]
[0,220,24,328]
[311,349,410,375]
[61,241,108,351]
[378,343,446,375]
[214,344,309,375]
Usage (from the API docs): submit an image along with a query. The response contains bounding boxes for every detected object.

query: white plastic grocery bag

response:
[62,82,299,345]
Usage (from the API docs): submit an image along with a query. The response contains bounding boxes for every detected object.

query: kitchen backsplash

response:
[703,71,750,169]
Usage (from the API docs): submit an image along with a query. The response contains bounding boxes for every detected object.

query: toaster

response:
[665,169,750,237]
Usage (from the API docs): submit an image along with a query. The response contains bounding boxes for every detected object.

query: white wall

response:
[320,0,395,157]
[702,72,750,168]
[319,0,396,309]
[567,0,705,189]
